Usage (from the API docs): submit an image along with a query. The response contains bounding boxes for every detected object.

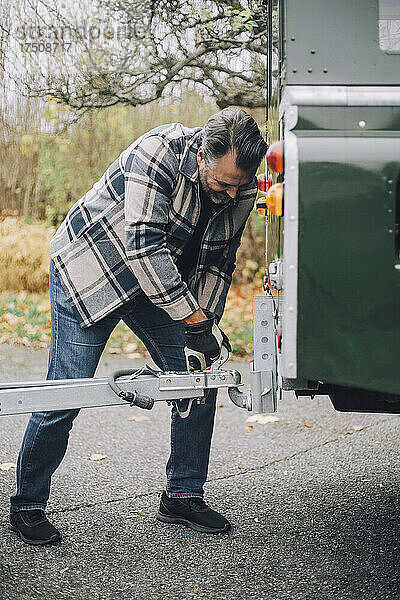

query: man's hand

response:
[183,311,231,371]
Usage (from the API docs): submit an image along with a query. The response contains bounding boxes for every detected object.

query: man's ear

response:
[196,146,204,166]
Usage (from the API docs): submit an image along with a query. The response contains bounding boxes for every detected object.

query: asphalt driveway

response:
[0,344,398,600]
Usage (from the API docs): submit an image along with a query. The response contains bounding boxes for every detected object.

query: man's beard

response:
[198,165,231,205]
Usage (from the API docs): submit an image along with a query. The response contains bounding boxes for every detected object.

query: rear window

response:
[379,0,400,53]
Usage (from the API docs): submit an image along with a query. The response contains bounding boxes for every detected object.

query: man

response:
[9,107,268,545]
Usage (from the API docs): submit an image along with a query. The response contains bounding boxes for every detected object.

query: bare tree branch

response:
[1,0,268,110]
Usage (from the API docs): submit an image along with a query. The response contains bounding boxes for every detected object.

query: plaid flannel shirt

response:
[49,123,258,328]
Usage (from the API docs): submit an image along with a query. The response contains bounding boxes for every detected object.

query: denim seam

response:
[17,414,47,500]
[18,265,59,503]
[165,412,176,492]
[52,265,60,380]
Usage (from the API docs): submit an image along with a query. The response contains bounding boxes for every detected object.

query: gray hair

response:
[202,108,268,172]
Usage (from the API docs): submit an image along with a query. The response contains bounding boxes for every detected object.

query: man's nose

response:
[226,186,239,199]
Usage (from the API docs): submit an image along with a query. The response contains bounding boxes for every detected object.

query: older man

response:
[10,108,267,544]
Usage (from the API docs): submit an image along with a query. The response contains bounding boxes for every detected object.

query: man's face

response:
[197,148,255,204]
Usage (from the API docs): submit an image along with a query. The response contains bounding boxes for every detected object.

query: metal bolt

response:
[290,215,296,221]
[323,68,328,73]
[220,375,225,381]
[289,264,295,270]
[289,306,294,312]
[261,320,268,326]
[262,354,269,360]
[388,209,393,213]
[310,49,316,54]
[261,337,269,343]
[166,378,171,383]
[292,69,297,73]
[196,377,200,382]
[308,68,313,73]
[358,120,366,128]
[291,36,295,41]
[388,179,393,184]
[395,264,400,270]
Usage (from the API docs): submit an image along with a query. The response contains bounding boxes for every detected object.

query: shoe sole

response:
[156,511,231,534]
[9,524,61,546]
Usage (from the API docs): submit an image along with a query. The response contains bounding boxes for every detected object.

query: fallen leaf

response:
[254,517,260,523]
[323,581,328,585]
[87,454,107,461]
[185,527,192,531]
[17,302,29,311]
[217,403,224,408]
[304,422,312,428]
[0,462,16,471]
[246,424,253,430]
[127,415,151,422]
[59,567,70,574]
[127,513,140,519]
[247,415,280,424]
[193,586,199,594]
[346,425,364,435]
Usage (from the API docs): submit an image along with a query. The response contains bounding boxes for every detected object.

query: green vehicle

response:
[255,0,400,413]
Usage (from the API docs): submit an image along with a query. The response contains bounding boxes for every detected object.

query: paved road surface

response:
[0,344,398,600]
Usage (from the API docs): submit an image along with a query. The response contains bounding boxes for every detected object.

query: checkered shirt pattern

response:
[49,123,258,328]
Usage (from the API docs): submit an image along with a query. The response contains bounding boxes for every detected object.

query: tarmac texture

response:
[0,344,399,600]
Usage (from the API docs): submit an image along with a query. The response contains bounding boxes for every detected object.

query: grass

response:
[0,283,258,359]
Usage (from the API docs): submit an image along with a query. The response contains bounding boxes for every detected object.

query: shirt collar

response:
[178,128,203,182]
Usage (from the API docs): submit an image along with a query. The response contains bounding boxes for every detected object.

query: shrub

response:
[0,218,54,293]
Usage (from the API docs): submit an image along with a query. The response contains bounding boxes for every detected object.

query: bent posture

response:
[10,108,267,545]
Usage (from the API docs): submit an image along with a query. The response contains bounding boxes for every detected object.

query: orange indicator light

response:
[266,141,284,174]
[265,183,283,216]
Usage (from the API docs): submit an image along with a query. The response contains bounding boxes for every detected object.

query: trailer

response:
[257,0,400,413]
[1,0,400,418]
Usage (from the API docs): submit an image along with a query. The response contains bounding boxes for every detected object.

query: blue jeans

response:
[10,261,217,512]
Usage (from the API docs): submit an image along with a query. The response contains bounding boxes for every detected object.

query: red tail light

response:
[266,141,284,174]
[257,173,273,192]
[257,173,267,192]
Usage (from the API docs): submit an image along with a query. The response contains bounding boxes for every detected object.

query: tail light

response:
[257,174,275,216]
[266,141,284,174]
[257,173,267,192]
[265,183,283,216]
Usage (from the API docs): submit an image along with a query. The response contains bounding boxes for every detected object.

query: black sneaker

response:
[157,491,231,534]
[9,510,61,545]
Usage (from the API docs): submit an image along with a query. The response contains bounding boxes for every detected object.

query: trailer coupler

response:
[0,361,245,418]
[0,335,280,417]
